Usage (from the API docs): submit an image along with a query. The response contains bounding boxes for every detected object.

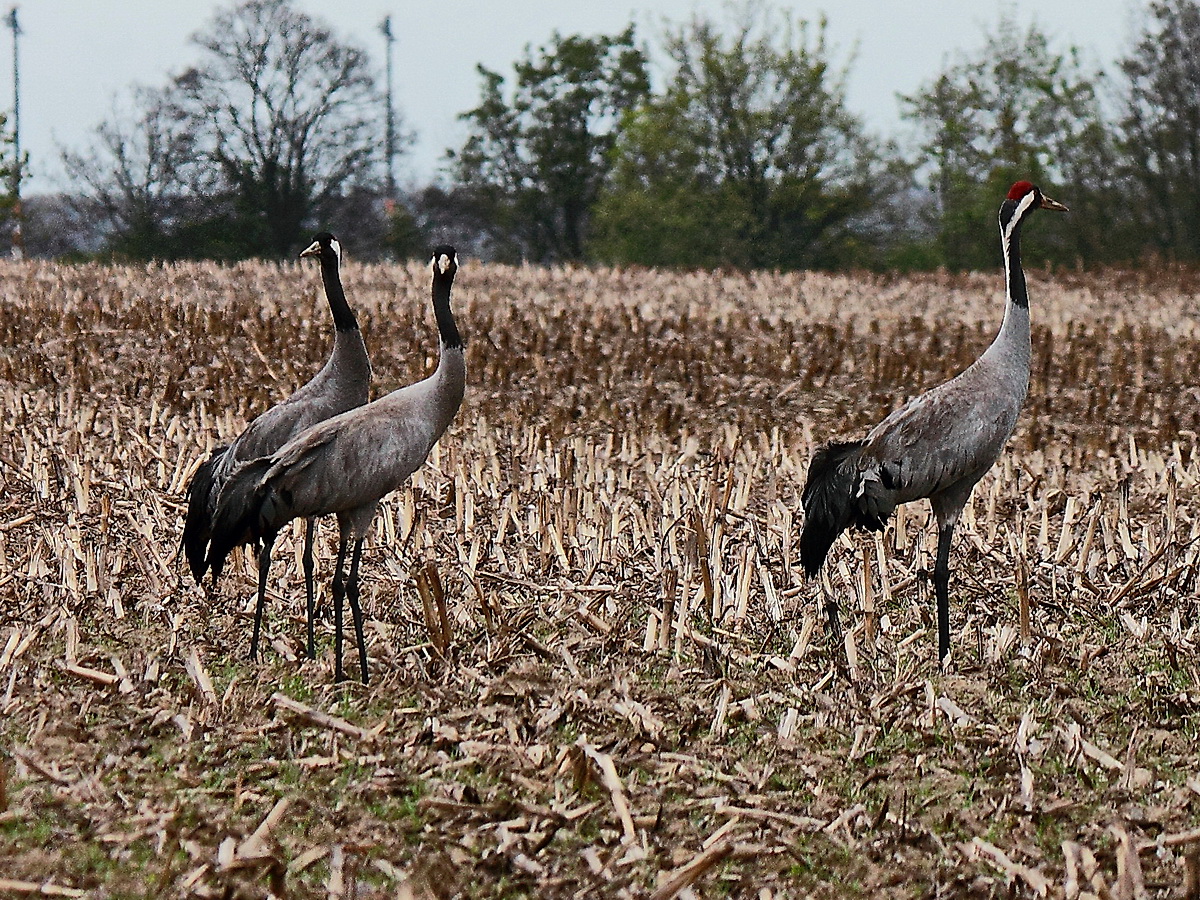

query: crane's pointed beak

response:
[1040,194,1069,212]
[299,241,321,258]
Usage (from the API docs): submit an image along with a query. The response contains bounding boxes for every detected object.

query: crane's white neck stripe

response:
[1001,190,1038,248]
[1000,191,1037,294]
[330,239,342,263]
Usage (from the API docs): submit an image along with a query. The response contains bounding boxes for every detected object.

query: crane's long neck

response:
[430,270,465,430]
[320,255,359,332]
[433,271,462,352]
[984,205,1033,390]
[1003,211,1030,313]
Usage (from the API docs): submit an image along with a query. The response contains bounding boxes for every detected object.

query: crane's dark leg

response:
[824,596,842,642]
[330,534,350,683]
[934,524,955,665]
[344,537,369,685]
[303,517,316,660]
[250,533,277,661]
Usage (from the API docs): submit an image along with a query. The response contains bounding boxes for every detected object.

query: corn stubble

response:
[2,260,1200,896]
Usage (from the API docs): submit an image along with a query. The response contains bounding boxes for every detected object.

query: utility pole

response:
[379,15,396,201]
[6,6,22,259]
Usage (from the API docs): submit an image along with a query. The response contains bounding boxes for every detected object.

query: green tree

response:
[901,16,1117,268]
[1119,0,1200,262]
[590,7,892,270]
[382,199,427,260]
[451,27,649,263]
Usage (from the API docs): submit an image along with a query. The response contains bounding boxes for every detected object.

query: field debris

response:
[2,260,1200,895]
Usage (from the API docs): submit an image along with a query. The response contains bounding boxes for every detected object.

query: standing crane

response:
[800,181,1067,664]
[182,233,371,660]
[207,246,466,684]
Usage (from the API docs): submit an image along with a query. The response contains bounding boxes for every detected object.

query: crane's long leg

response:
[824,595,842,642]
[344,537,369,685]
[934,523,955,665]
[250,533,277,661]
[330,534,350,683]
[303,517,316,660]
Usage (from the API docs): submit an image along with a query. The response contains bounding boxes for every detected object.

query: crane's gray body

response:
[852,301,1029,528]
[246,346,465,539]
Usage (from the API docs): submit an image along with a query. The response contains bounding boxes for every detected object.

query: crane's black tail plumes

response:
[206,458,276,582]
[799,440,879,576]
[181,445,228,584]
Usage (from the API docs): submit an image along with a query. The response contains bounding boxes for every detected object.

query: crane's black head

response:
[999,182,1068,235]
[300,232,342,263]
[431,245,458,279]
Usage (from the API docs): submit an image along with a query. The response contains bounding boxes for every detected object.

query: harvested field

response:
[2,257,1200,897]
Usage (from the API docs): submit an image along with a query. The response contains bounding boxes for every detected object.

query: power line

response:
[6,5,22,259]
[379,15,396,200]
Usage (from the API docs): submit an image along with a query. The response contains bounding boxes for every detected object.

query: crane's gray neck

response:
[433,345,466,432]
[988,296,1030,371]
[330,324,371,381]
[320,253,359,332]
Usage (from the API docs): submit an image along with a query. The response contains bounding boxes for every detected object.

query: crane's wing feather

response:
[257,392,439,524]
[225,390,344,464]
[858,378,1021,508]
[181,443,229,582]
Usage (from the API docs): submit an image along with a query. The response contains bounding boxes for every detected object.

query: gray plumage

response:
[182,232,371,661]
[800,181,1067,663]
[208,245,465,683]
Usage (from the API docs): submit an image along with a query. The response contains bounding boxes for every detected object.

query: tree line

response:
[13,0,1200,270]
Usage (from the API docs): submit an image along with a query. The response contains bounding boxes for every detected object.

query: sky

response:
[6,0,1139,195]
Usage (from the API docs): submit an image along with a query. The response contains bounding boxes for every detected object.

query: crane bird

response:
[799,181,1067,665]
[207,245,466,683]
[182,232,371,661]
